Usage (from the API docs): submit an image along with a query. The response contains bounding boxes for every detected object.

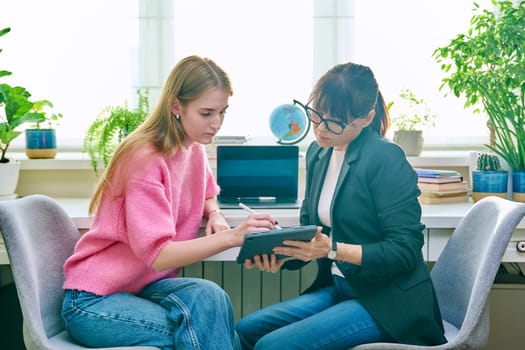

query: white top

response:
[317,149,346,276]
[318,150,345,226]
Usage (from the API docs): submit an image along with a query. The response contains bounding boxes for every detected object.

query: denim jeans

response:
[62,277,240,350]
[235,275,393,350]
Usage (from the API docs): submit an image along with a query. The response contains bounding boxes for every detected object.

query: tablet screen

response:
[236,225,318,263]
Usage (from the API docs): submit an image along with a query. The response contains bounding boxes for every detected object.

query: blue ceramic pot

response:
[25,129,57,159]
[512,171,525,202]
[472,170,508,193]
[513,171,525,193]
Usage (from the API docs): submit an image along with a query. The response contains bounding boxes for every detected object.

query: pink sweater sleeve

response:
[125,144,216,266]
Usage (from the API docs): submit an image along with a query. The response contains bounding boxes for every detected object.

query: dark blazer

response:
[286,128,446,346]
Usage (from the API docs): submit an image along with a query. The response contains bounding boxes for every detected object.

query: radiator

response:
[181,261,318,321]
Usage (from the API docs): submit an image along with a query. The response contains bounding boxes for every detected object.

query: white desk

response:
[2,197,524,350]
[217,203,525,262]
[1,198,525,264]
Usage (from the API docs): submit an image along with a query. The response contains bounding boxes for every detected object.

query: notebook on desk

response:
[216,145,301,209]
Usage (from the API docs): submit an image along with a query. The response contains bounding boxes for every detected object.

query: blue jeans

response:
[235,275,393,350]
[62,277,240,350]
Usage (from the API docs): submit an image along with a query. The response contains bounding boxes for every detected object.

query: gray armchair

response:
[0,194,159,350]
[352,196,525,349]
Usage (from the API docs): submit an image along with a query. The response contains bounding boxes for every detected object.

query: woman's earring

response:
[173,113,180,120]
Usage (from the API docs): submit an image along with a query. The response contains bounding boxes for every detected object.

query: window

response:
[353,0,494,147]
[172,0,313,137]
[1,0,138,149]
[2,0,495,151]
[1,0,312,149]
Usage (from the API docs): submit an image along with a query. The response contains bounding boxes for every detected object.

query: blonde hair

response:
[89,55,233,215]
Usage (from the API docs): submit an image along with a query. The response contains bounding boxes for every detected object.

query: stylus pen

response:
[238,202,283,229]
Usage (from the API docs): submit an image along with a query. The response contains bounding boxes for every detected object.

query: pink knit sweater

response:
[63,143,220,295]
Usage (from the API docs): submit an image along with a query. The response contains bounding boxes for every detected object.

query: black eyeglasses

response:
[293,99,348,135]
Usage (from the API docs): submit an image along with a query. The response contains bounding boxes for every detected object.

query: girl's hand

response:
[244,254,290,273]
[229,213,280,246]
[205,210,230,235]
[272,228,330,262]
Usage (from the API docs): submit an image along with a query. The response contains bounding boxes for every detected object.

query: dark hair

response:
[309,62,390,136]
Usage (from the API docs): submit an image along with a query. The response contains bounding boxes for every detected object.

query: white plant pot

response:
[393,130,424,156]
[0,160,21,200]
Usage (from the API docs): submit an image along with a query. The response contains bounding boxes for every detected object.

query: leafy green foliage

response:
[389,88,437,131]
[29,99,63,129]
[433,0,525,170]
[83,89,150,174]
[0,84,46,162]
[0,27,11,79]
[0,26,55,163]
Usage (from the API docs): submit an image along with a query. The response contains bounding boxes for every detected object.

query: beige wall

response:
[16,169,98,198]
[16,166,308,200]
[15,161,469,200]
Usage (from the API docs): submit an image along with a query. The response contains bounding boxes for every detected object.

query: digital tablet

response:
[236,225,318,264]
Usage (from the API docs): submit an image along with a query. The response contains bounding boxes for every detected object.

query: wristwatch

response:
[327,242,337,260]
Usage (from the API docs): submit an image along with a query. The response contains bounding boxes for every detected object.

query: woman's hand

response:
[243,227,329,273]
[272,228,331,262]
[244,254,291,273]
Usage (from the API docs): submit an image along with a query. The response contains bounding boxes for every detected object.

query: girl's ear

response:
[362,109,375,128]
[171,98,181,115]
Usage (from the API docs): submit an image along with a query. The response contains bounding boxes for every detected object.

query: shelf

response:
[11,153,93,170]
[11,150,473,171]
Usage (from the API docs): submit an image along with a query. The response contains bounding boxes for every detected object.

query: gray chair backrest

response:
[0,194,80,345]
[351,196,525,350]
[1,195,161,350]
[430,196,525,346]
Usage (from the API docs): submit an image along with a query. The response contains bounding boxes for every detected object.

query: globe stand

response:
[276,119,310,145]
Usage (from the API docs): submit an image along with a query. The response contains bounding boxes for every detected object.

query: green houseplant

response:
[432,0,525,201]
[24,99,63,159]
[0,27,47,198]
[0,84,46,198]
[471,152,508,202]
[0,84,46,162]
[83,89,149,174]
[389,88,437,156]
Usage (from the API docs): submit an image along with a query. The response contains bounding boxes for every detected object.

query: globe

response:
[269,103,310,144]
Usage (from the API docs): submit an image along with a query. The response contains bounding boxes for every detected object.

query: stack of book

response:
[415,168,469,204]
[206,135,252,159]
[212,135,251,144]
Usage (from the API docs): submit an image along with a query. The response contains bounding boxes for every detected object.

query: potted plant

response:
[389,88,437,156]
[472,152,508,202]
[24,99,63,159]
[433,0,525,202]
[83,89,149,174]
[0,27,47,199]
[0,84,47,198]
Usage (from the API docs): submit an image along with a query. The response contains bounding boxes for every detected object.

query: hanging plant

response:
[83,89,150,174]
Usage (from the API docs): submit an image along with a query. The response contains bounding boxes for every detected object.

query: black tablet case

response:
[236,225,318,263]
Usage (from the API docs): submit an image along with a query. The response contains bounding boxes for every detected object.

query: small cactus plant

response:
[477,153,501,171]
